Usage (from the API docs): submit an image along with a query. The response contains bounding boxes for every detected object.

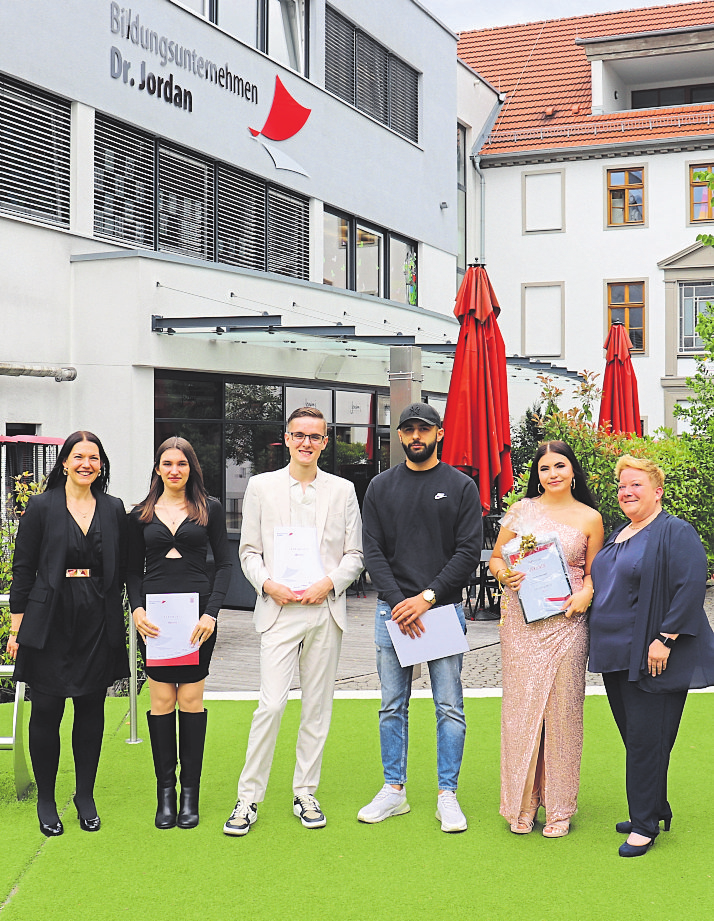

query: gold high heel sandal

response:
[510,792,540,834]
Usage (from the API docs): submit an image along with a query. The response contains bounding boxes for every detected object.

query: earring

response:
[538,483,544,495]
[571,478,576,490]
[63,468,68,476]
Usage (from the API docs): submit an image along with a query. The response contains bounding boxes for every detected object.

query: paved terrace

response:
[204,585,644,696]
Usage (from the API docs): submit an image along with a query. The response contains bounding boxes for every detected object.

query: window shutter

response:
[157,146,215,260]
[216,165,267,271]
[0,76,70,226]
[325,6,355,104]
[389,56,419,143]
[267,187,309,279]
[356,32,389,125]
[94,114,155,247]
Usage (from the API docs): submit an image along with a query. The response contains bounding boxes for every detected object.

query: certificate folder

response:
[146,593,200,667]
[385,604,469,667]
[504,535,572,624]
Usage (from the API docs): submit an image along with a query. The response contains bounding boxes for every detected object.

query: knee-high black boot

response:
[177,709,207,829]
[147,711,177,829]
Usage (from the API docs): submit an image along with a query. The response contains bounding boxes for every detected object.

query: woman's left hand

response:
[561,587,593,619]
[190,614,216,647]
[647,638,671,676]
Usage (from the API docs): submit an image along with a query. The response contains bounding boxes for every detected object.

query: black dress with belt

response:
[14,510,130,697]
[126,498,233,684]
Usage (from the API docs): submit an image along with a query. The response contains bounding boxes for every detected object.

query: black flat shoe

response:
[619,838,655,858]
[74,797,101,832]
[616,816,671,834]
[39,818,64,837]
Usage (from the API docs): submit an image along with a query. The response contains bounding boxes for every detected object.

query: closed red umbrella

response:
[598,322,642,436]
[441,265,514,514]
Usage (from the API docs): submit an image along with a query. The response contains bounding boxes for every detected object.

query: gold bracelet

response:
[495,569,506,586]
[9,630,19,636]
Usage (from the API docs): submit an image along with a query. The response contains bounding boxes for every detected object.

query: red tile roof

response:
[458,1,714,156]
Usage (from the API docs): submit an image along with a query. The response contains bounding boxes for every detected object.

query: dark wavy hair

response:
[45,431,110,493]
[525,440,598,509]
[135,436,209,525]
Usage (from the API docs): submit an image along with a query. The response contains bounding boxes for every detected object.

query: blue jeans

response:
[375,599,466,791]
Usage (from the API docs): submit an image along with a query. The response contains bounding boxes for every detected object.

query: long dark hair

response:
[525,440,598,509]
[136,436,209,525]
[45,431,110,493]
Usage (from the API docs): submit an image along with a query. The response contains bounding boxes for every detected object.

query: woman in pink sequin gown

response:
[490,442,603,838]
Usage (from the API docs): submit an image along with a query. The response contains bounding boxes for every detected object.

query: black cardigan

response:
[598,512,714,693]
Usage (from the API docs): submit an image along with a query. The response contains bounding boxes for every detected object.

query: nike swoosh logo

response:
[434,493,447,500]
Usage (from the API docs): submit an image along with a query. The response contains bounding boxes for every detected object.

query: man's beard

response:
[401,439,437,464]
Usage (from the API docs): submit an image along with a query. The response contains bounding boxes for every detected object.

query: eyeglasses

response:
[286,432,326,444]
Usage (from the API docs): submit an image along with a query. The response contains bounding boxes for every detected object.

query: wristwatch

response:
[422,589,436,606]
[658,634,675,648]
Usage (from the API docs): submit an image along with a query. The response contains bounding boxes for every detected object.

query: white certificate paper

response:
[274,526,325,596]
[145,592,200,667]
[504,535,572,624]
[385,603,469,667]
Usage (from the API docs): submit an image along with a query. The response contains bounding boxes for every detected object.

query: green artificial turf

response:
[1,692,713,921]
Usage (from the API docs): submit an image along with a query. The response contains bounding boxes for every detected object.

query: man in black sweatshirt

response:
[358,402,482,833]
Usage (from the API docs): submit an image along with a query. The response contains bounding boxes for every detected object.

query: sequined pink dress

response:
[499,498,588,826]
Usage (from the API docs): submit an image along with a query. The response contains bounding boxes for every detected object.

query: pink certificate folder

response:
[145,593,201,668]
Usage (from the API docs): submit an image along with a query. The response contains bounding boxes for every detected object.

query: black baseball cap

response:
[397,402,442,429]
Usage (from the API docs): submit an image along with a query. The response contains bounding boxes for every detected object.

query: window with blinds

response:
[217,165,266,271]
[94,115,155,247]
[0,76,71,226]
[157,146,215,260]
[325,6,419,142]
[267,188,309,279]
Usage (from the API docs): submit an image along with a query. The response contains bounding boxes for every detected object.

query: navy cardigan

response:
[597,512,714,693]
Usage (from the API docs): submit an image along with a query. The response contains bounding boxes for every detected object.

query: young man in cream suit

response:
[224,407,363,836]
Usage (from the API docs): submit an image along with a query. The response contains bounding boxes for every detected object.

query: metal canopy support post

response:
[126,623,142,745]
[0,664,32,799]
[388,346,423,468]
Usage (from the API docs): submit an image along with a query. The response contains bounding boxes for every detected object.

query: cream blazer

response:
[239,466,364,633]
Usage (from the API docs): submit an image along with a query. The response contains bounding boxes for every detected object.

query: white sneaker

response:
[358,784,410,823]
[436,790,467,832]
[223,800,257,836]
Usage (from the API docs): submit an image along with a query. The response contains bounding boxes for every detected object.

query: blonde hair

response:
[615,454,665,490]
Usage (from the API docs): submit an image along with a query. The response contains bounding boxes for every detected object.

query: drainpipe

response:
[469,92,506,264]
[0,364,77,382]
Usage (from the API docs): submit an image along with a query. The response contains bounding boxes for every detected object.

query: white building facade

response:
[1,0,468,602]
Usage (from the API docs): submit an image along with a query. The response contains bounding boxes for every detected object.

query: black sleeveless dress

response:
[126,499,232,683]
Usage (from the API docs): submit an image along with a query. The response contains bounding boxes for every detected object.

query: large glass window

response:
[154,420,223,498]
[225,423,285,529]
[390,236,418,306]
[679,282,714,352]
[258,0,309,76]
[608,282,644,352]
[325,5,419,142]
[323,210,349,288]
[324,209,416,304]
[607,168,644,226]
[632,84,714,109]
[356,225,383,296]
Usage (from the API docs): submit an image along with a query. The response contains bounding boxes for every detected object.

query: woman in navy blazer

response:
[6,431,128,837]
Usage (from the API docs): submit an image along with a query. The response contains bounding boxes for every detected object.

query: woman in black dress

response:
[127,436,232,829]
[6,431,128,836]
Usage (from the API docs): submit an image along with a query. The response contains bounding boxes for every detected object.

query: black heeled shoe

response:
[39,818,64,837]
[619,837,655,857]
[616,815,671,834]
[74,797,101,832]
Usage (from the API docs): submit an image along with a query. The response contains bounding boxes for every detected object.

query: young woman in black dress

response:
[127,437,232,829]
[7,431,129,836]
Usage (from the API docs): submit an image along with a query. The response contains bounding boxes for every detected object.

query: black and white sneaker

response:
[223,800,257,836]
[293,794,326,828]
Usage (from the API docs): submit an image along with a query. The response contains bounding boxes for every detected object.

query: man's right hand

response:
[263,579,300,606]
